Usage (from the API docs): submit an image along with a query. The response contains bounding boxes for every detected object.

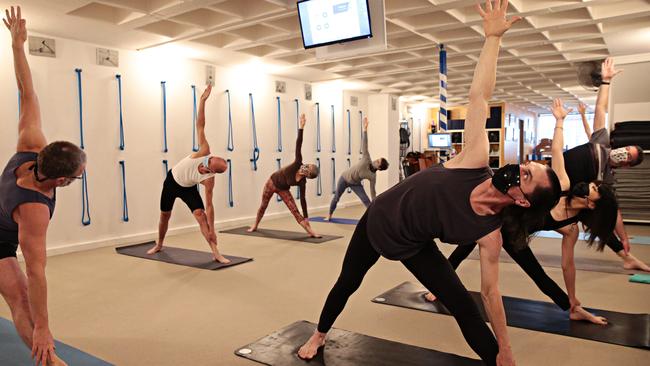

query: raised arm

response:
[295,113,305,162]
[4,6,46,153]
[478,228,514,366]
[192,85,212,158]
[15,204,55,366]
[362,117,369,159]
[449,1,521,169]
[551,98,572,191]
[577,103,592,139]
[593,58,622,132]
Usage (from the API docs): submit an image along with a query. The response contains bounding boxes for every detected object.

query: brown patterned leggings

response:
[255,178,304,225]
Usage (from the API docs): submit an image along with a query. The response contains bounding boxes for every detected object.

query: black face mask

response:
[492,164,521,195]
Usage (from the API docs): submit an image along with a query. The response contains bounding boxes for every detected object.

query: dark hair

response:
[37,141,86,179]
[631,145,644,166]
[579,184,618,251]
[378,158,389,171]
[501,166,562,251]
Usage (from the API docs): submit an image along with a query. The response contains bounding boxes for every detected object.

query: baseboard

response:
[17,201,363,260]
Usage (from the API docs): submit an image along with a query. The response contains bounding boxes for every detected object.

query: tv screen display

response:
[298,0,372,49]
[428,133,451,149]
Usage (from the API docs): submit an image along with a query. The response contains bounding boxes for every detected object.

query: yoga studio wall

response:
[0,33,398,254]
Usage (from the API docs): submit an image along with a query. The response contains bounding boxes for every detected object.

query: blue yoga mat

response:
[536,231,650,245]
[0,317,113,366]
[310,216,359,225]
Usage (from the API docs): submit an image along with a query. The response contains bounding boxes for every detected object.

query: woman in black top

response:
[424,99,618,325]
[248,113,320,237]
[298,3,561,366]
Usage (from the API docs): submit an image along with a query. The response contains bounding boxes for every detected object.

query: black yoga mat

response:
[0,317,113,366]
[234,320,482,366]
[372,282,650,349]
[465,248,646,275]
[220,226,343,243]
[115,242,252,270]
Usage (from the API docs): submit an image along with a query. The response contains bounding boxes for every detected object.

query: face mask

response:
[610,147,630,164]
[570,182,590,198]
[492,164,521,195]
[203,156,213,173]
[300,165,310,177]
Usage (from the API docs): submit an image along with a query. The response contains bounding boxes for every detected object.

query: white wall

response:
[368,94,400,190]
[610,61,650,124]
[0,34,389,255]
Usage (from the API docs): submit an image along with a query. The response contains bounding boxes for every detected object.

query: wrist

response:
[601,80,611,85]
[12,43,25,50]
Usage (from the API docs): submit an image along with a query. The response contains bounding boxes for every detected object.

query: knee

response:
[160,211,172,221]
[192,209,206,220]
[4,285,29,310]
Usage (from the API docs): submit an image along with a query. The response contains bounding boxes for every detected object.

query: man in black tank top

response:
[297,3,560,366]
[0,8,85,366]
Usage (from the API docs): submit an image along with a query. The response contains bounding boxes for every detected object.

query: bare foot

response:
[311,233,323,239]
[48,353,68,366]
[147,244,162,255]
[214,255,231,264]
[297,331,326,360]
[423,292,437,302]
[247,226,257,233]
[623,255,650,272]
[326,215,332,221]
[570,306,607,325]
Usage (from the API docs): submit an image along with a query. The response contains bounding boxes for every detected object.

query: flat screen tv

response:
[428,133,451,149]
[298,0,372,49]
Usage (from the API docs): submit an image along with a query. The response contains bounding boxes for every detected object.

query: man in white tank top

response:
[147,85,230,263]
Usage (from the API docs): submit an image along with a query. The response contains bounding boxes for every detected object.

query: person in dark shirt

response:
[297,3,561,365]
[0,7,85,366]
[248,113,320,237]
[563,58,648,272]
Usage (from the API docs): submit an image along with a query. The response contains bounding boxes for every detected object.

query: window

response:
[537,113,597,149]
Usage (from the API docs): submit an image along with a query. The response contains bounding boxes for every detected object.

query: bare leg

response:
[193,209,230,264]
[249,179,275,232]
[0,258,33,347]
[148,211,171,254]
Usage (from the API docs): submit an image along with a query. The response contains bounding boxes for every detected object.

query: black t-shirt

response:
[366,164,502,260]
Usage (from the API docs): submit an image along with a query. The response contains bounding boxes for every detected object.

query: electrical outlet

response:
[304,84,312,101]
[275,80,286,93]
[206,65,215,86]
[96,48,119,67]
[28,36,56,58]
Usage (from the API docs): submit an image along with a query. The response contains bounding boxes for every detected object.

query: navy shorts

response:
[160,170,204,213]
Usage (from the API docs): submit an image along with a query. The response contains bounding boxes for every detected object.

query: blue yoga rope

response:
[116,74,125,150]
[276,97,283,152]
[191,85,199,152]
[316,102,321,153]
[162,160,169,176]
[226,89,234,151]
[331,104,336,153]
[359,111,363,154]
[161,81,168,153]
[75,68,91,226]
[276,159,282,202]
[249,93,260,171]
[347,109,351,155]
[316,157,322,196]
[346,158,352,193]
[227,159,234,207]
[294,99,300,133]
[119,160,129,222]
[331,157,336,194]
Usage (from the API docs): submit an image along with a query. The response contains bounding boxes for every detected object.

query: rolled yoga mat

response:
[234,320,482,366]
[115,242,252,270]
[220,226,342,243]
[372,282,650,349]
[309,216,359,225]
[0,317,113,366]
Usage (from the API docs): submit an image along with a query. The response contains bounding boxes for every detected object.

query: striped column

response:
[438,44,447,132]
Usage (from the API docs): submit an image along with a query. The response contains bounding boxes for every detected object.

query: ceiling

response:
[5,0,650,113]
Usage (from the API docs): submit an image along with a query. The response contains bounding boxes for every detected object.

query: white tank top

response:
[171,155,216,187]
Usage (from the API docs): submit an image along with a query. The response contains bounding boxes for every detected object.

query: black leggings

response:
[448,243,571,311]
[317,214,499,366]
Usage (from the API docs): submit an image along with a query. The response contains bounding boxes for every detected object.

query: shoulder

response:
[15,203,50,227]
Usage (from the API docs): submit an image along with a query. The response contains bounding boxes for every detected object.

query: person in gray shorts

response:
[327,117,388,220]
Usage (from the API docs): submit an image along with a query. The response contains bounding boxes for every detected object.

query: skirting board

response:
[18,201,364,260]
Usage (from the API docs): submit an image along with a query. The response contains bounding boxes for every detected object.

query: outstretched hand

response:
[363,117,369,131]
[477,0,522,38]
[3,6,27,46]
[200,84,212,101]
[577,102,587,115]
[551,98,572,121]
[601,57,622,82]
[299,113,306,129]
